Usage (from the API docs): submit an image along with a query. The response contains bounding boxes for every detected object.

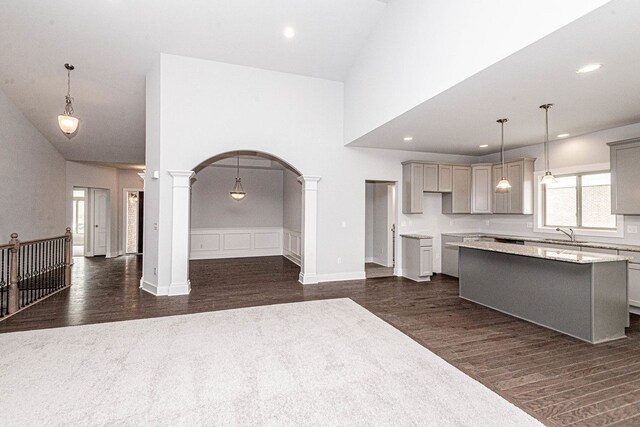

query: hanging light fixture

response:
[496,118,511,192]
[539,103,557,185]
[58,63,79,134]
[229,153,246,201]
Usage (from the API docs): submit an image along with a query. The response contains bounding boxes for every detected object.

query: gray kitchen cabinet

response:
[401,235,433,282]
[620,250,640,311]
[423,163,452,193]
[471,164,493,214]
[438,165,453,192]
[419,247,433,276]
[442,166,471,214]
[492,164,508,214]
[608,138,640,214]
[492,159,534,214]
[402,162,424,214]
[423,163,439,192]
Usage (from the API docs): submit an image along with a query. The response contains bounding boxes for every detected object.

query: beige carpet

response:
[0,299,541,426]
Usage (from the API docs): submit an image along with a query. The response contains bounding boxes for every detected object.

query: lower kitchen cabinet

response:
[620,250,640,312]
[401,235,433,282]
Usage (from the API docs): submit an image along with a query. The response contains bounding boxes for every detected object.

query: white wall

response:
[344,0,609,144]
[282,168,302,233]
[144,53,481,287]
[191,166,284,228]
[0,90,66,241]
[476,122,640,246]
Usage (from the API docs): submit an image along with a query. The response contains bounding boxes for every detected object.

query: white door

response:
[92,189,108,256]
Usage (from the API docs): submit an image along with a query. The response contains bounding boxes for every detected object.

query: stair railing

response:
[0,228,72,319]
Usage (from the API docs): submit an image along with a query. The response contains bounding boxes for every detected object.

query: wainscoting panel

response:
[283,228,301,266]
[190,228,283,260]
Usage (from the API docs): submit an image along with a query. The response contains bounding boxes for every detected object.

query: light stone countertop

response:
[448,241,631,264]
[441,232,640,253]
[400,233,433,239]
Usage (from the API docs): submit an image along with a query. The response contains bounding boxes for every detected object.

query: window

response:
[543,172,616,229]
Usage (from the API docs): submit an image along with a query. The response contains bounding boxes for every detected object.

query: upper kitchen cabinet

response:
[402,162,424,214]
[471,164,493,214]
[492,158,535,214]
[442,165,471,214]
[423,163,453,192]
[609,138,640,214]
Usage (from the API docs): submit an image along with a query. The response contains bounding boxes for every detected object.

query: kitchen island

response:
[451,241,630,344]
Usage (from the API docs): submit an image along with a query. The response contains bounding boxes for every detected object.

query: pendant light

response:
[496,118,511,192]
[539,104,557,185]
[58,63,79,134]
[229,153,246,201]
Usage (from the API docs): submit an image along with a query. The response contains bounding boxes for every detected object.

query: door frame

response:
[122,187,144,255]
[364,180,398,272]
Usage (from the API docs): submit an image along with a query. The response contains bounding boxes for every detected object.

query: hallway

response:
[2,256,640,425]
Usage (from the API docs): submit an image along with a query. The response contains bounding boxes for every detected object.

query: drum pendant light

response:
[496,118,511,192]
[58,63,79,134]
[539,104,557,185]
[229,153,246,201]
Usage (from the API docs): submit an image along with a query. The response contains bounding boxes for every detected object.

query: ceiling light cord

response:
[544,105,550,173]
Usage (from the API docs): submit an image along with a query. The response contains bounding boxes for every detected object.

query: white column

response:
[167,170,195,295]
[298,176,321,285]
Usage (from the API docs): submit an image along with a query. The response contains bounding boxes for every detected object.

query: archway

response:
[181,150,319,288]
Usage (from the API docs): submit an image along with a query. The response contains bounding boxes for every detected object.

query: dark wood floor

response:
[2,255,640,426]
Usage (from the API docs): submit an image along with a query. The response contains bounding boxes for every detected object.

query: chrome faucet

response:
[555,227,576,242]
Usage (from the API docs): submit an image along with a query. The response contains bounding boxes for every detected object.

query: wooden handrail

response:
[1,228,72,318]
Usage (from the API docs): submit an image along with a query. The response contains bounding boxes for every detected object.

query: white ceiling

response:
[348,0,640,156]
[0,0,387,164]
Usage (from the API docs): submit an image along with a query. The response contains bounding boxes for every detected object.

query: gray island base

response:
[454,242,629,344]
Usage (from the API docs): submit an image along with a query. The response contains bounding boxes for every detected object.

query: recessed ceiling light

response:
[479,144,489,148]
[283,27,295,38]
[557,133,570,138]
[576,63,603,73]
[403,136,413,141]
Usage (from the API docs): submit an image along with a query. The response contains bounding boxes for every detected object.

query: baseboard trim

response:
[168,281,191,296]
[299,272,318,285]
[365,257,374,263]
[106,252,119,259]
[317,271,366,284]
[283,250,301,266]
[140,279,159,295]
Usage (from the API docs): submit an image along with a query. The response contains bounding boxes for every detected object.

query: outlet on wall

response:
[628,225,638,234]
[526,222,533,229]
[337,257,342,264]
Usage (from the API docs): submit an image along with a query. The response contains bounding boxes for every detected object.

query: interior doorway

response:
[125,190,144,254]
[364,180,397,279]
[72,188,87,257]
[92,189,109,256]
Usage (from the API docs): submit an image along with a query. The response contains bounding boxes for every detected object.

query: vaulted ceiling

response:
[0,0,387,164]
[2,1,638,164]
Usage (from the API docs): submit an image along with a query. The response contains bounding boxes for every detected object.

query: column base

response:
[299,272,319,285]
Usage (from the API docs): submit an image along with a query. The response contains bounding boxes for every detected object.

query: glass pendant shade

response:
[230,177,246,201]
[58,113,79,134]
[540,171,557,185]
[496,178,512,192]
